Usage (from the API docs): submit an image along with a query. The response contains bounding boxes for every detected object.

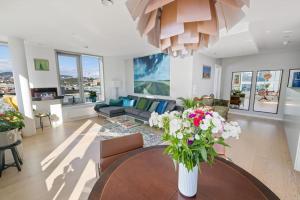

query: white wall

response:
[284,88,300,171]
[192,53,218,97]
[220,50,300,119]
[124,53,218,100]
[103,56,127,102]
[25,43,59,89]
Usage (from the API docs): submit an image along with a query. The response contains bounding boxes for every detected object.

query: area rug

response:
[99,121,163,147]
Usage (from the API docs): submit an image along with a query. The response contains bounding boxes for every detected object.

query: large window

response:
[57,52,104,105]
[253,70,282,114]
[230,71,253,110]
[0,43,15,98]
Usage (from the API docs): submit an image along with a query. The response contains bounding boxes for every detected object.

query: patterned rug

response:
[99,120,163,147]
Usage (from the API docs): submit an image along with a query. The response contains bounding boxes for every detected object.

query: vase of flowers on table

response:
[149,107,241,197]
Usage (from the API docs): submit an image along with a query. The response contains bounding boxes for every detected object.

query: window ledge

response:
[62,101,105,108]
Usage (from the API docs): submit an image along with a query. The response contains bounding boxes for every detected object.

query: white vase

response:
[178,163,198,197]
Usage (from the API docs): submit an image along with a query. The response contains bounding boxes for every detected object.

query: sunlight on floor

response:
[41,120,93,171]
[68,159,97,200]
[45,122,99,191]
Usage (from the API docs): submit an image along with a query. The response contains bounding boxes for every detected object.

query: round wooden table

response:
[89,145,279,200]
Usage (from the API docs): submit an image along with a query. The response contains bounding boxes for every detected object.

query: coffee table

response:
[107,115,144,129]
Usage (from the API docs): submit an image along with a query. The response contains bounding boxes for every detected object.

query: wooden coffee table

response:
[89,146,279,200]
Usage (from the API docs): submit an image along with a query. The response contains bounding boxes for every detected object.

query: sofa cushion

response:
[165,101,176,112]
[148,101,159,112]
[122,98,136,107]
[135,98,149,110]
[156,100,168,114]
[125,107,143,116]
[99,106,124,115]
[202,97,214,106]
[139,111,151,120]
[94,103,109,112]
[109,99,123,106]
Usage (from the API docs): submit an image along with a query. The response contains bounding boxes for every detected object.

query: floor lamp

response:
[111,80,122,99]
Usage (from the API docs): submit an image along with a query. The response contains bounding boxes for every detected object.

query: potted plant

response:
[0,99,25,147]
[149,108,241,197]
[89,91,97,102]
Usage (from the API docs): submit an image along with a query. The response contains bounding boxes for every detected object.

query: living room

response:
[0,0,300,200]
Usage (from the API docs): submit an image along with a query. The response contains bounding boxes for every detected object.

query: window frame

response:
[55,50,105,105]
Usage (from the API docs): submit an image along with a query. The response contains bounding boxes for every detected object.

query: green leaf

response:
[200,147,207,162]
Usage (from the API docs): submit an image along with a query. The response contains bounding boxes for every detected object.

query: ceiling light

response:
[126,0,249,56]
[265,30,271,34]
[101,0,113,6]
[283,30,293,34]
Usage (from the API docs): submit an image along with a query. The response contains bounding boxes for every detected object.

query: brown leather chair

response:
[99,133,144,173]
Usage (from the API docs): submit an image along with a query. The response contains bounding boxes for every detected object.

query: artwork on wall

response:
[233,73,241,85]
[134,53,170,96]
[202,65,211,79]
[288,68,300,88]
[34,59,49,71]
[230,71,253,111]
[253,70,283,114]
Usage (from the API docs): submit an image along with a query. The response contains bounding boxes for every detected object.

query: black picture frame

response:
[253,70,283,114]
[230,71,254,111]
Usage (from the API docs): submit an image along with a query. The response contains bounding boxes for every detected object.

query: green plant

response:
[178,97,199,109]
[89,91,97,98]
[0,110,25,132]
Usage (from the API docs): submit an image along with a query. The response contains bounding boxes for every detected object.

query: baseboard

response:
[228,111,284,121]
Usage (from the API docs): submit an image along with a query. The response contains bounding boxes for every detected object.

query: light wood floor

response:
[0,114,299,200]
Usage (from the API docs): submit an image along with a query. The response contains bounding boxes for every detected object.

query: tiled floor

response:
[0,114,299,200]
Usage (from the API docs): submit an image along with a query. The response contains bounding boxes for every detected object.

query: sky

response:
[0,44,11,73]
[58,54,101,78]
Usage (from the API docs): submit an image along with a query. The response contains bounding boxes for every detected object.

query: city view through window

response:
[58,53,103,105]
[0,44,15,98]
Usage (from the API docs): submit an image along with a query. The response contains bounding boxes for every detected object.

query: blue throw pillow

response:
[123,98,136,107]
[155,101,168,114]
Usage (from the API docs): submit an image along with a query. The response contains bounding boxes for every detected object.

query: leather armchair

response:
[100,133,144,173]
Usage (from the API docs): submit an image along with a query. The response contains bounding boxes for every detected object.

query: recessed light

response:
[283,41,289,46]
[101,0,113,6]
[265,30,271,34]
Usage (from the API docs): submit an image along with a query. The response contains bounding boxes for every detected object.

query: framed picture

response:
[133,53,170,96]
[34,59,49,71]
[202,65,211,79]
[233,73,241,85]
[287,68,300,88]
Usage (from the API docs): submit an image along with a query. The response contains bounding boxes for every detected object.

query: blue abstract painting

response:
[134,53,170,96]
[292,71,300,87]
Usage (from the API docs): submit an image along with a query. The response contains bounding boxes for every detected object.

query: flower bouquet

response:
[0,99,25,146]
[149,107,241,197]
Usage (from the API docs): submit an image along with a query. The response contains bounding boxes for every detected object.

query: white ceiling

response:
[0,0,300,58]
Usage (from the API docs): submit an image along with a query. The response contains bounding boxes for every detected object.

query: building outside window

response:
[0,43,15,99]
[57,52,104,105]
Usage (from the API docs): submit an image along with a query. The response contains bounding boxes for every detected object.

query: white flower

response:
[200,123,209,131]
[182,121,191,128]
[170,118,182,136]
[212,127,219,134]
[177,132,183,140]
[221,121,241,139]
[0,99,14,113]
[195,134,200,140]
